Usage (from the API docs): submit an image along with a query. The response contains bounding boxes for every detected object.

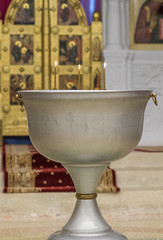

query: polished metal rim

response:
[18,89,152,94]
[76,193,97,200]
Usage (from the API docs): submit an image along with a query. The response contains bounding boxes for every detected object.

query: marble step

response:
[111,151,163,190]
[1,149,163,192]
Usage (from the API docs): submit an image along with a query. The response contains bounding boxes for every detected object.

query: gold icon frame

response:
[129,0,163,50]
[0,0,103,137]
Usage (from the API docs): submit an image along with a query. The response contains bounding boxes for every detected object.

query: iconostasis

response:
[0,0,103,137]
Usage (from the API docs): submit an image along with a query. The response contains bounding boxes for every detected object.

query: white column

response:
[103,0,130,90]
[120,0,129,49]
[103,0,163,146]
[101,0,107,47]
[105,0,123,50]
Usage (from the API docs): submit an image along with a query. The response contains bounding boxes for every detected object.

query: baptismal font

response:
[17,88,157,240]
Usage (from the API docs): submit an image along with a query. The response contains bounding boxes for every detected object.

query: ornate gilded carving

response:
[10,74,34,105]
[19,67,25,72]
[1,0,103,136]
[14,0,35,25]
[91,13,103,89]
[93,36,101,61]
[51,26,59,34]
[93,68,101,90]
[93,11,101,22]
[3,105,11,114]
[19,27,24,32]
[58,1,77,25]
[51,66,59,74]
[37,7,42,12]
[84,47,90,53]
[83,66,90,74]
[70,0,87,26]
[68,27,73,33]
[2,66,10,73]
[97,168,118,193]
[52,47,57,52]
[2,26,10,33]
[35,47,42,52]
[13,120,19,126]
[59,74,82,90]
[3,87,9,92]
[3,47,9,52]
[5,0,34,25]
[82,26,90,34]
[7,171,36,193]
[68,67,73,72]
[34,26,41,34]
[34,66,41,74]
[51,7,56,12]
[12,3,19,9]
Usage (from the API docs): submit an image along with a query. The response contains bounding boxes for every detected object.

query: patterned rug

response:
[2,144,119,193]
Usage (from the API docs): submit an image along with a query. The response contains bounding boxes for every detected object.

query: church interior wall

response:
[0,3,162,239]
[103,0,163,146]
[0,0,162,191]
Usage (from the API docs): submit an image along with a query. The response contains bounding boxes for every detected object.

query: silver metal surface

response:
[19,90,152,240]
[48,199,127,240]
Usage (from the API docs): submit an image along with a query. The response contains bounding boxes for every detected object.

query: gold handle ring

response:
[150,93,158,106]
[16,93,24,107]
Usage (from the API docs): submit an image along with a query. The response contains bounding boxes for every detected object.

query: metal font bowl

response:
[19,90,151,163]
[19,90,152,240]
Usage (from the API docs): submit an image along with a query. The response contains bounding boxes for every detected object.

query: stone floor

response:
[1,148,163,240]
[0,191,163,240]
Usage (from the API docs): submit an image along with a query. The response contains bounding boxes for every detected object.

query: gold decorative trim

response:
[97,168,118,193]
[4,0,24,25]
[76,193,97,200]
[1,0,103,136]
[69,0,87,26]
[2,26,9,33]
[2,66,10,73]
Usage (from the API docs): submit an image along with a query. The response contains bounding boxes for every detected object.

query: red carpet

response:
[3,144,119,193]
[135,146,163,152]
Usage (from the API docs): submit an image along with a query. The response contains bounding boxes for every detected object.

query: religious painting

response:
[130,0,163,50]
[14,0,35,25]
[58,0,79,25]
[10,74,34,105]
[10,35,33,65]
[59,35,82,65]
[59,75,83,90]
[92,36,102,61]
[93,69,101,90]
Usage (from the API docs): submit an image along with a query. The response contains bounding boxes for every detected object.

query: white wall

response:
[102,0,163,146]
